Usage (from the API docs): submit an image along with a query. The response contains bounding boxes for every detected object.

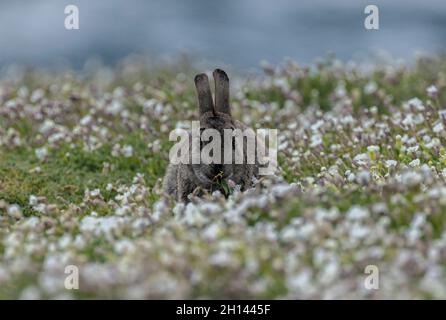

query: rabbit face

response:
[192,115,236,187]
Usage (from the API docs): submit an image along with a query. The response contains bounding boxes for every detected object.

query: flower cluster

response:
[1,56,446,298]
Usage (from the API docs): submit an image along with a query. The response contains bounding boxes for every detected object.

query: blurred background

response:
[0,0,445,69]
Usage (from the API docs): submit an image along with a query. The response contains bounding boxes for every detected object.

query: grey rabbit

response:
[163,69,261,202]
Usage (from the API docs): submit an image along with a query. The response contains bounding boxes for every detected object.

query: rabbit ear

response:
[195,73,216,116]
[213,69,231,116]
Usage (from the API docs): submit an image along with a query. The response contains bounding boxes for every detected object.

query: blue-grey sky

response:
[0,0,445,69]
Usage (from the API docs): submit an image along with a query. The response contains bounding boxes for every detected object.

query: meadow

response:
[1,55,446,298]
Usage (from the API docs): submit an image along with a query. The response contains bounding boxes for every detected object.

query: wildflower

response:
[425,138,440,149]
[310,134,323,148]
[29,195,39,206]
[7,204,23,219]
[372,203,388,214]
[35,147,48,160]
[347,206,369,220]
[433,122,443,133]
[409,159,420,167]
[426,85,438,98]
[401,171,422,186]
[364,81,377,94]
[122,145,133,157]
[367,145,380,153]
[30,89,44,103]
[356,170,371,185]
[407,146,419,154]
[385,160,398,168]
[80,115,93,126]
[203,223,222,241]
[281,226,299,242]
[271,183,297,197]
[353,153,369,166]
[406,97,424,110]
[350,224,370,239]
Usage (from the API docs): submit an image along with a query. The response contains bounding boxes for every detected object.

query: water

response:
[0,0,445,69]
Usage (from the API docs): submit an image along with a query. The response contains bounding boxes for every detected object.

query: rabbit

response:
[163,69,261,202]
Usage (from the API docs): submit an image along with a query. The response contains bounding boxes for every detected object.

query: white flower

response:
[271,183,297,197]
[297,223,316,239]
[203,223,222,241]
[273,78,289,91]
[209,251,234,267]
[402,114,419,127]
[108,100,123,114]
[122,145,133,157]
[22,217,40,229]
[409,159,420,167]
[319,260,340,284]
[114,239,135,254]
[80,115,93,126]
[439,109,446,120]
[310,134,323,148]
[115,206,130,216]
[310,120,324,131]
[30,89,44,103]
[425,138,440,149]
[182,203,206,227]
[401,171,422,186]
[97,217,123,237]
[347,206,369,220]
[288,269,313,292]
[385,160,398,168]
[39,119,55,134]
[35,147,48,160]
[364,81,377,94]
[427,85,438,98]
[341,115,354,125]
[280,226,299,242]
[7,204,23,219]
[356,170,371,185]
[33,204,47,214]
[347,172,356,182]
[90,189,101,197]
[80,216,98,232]
[350,224,370,239]
[407,145,419,154]
[367,145,380,153]
[406,97,424,110]
[29,195,39,206]
[433,122,443,133]
[353,153,369,166]
[372,202,388,214]
[199,203,221,214]
[58,235,71,249]
[411,213,426,229]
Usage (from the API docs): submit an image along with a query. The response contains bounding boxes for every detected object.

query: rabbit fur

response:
[163,69,262,202]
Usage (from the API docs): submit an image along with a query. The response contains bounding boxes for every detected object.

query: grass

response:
[2,55,446,299]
